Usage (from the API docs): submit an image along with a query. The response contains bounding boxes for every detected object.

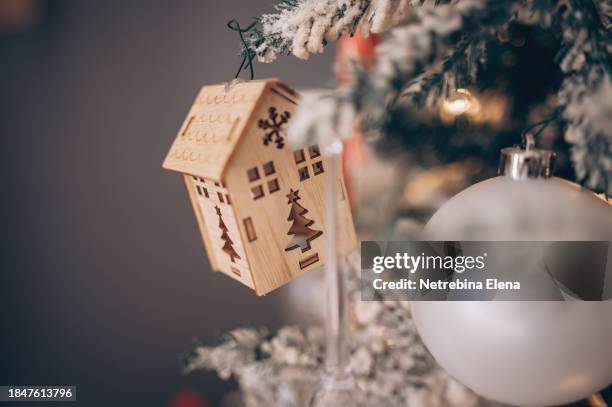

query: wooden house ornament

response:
[162,79,357,295]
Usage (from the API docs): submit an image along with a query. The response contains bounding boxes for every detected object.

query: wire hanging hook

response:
[227,19,258,81]
[520,106,563,149]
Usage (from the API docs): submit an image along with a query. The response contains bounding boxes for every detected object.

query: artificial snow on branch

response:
[183,271,482,407]
[289,0,513,145]
[285,0,612,195]
[244,0,414,62]
[556,0,612,193]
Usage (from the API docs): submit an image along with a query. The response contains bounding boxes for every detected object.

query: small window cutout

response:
[230,267,241,277]
[247,167,260,182]
[243,217,257,242]
[263,161,275,176]
[199,178,205,183]
[298,166,310,181]
[193,176,198,181]
[217,192,224,203]
[203,187,209,198]
[196,186,203,195]
[299,252,320,269]
[312,161,324,175]
[214,181,220,186]
[226,194,231,205]
[294,149,306,164]
[309,144,321,158]
[251,185,264,200]
[268,178,280,193]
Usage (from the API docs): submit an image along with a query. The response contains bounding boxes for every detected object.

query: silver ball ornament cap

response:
[499,146,556,180]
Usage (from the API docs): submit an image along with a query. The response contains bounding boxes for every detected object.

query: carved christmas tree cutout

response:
[258,106,290,149]
[284,189,323,253]
[216,206,241,263]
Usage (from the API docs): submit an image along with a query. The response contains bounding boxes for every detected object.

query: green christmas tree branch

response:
[276,0,612,195]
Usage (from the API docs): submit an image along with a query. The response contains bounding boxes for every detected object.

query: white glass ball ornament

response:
[412,147,612,406]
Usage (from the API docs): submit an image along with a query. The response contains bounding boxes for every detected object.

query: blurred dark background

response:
[0,1,335,406]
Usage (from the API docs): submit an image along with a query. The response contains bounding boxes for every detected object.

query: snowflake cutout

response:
[258,106,291,149]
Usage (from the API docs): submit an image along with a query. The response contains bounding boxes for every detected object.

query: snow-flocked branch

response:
[243,0,415,62]
[284,0,612,195]
[183,272,481,406]
[289,0,513,143]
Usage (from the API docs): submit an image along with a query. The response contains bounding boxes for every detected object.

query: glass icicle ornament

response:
[412,144,612,406]
[311,140,367,407]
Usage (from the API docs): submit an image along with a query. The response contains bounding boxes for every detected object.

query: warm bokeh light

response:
[440,88,509,126]
[441,88,473,116]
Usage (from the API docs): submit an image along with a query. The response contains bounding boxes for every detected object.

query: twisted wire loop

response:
[521,106,564,148]
[227,19,258,80]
